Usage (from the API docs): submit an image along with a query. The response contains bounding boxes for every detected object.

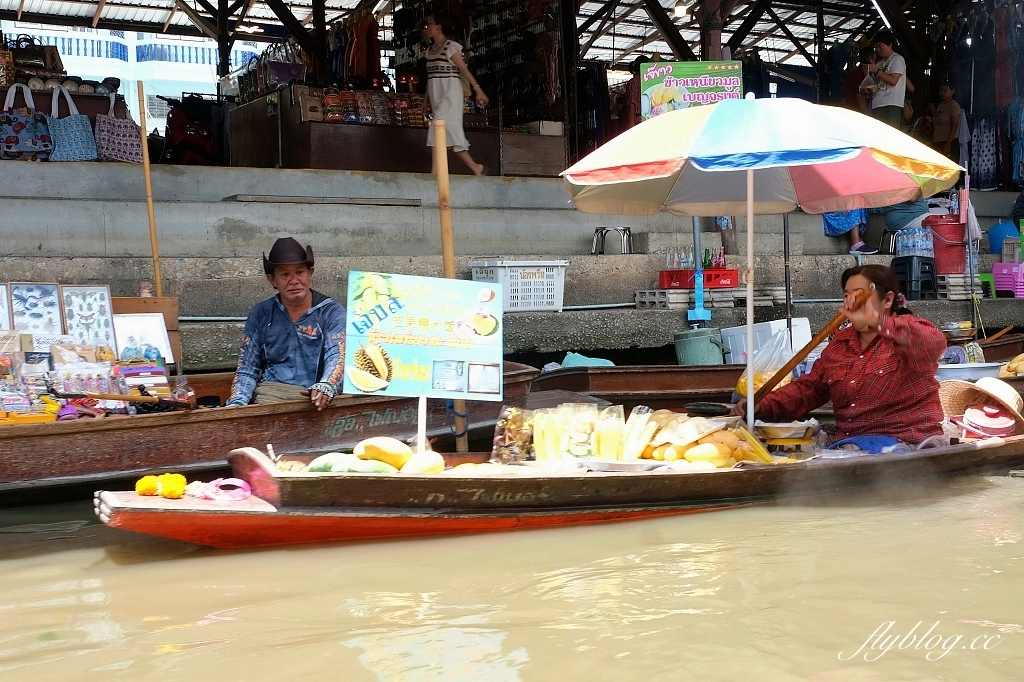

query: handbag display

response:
[10,35,46,69]
[0,83,53,161]
[47,85,97,162]
[94,93,142,163]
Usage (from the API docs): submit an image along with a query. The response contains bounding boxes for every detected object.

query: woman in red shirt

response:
[732,264,946,444]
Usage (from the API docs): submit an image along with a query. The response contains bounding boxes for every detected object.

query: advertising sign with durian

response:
[640,60,743,121]
[342,271,504,401]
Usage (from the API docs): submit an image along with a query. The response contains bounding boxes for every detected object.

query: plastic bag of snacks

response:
[491,405,534,463]
[736,330,794,397]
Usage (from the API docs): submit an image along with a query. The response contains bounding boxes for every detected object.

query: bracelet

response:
[310,382,336,401]
[472,84,481,90]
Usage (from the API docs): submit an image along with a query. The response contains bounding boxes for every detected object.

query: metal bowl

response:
[935,362,1004,382]
[943,328,977,341]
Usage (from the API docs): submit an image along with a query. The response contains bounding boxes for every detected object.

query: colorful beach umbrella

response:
[561,97,962,426]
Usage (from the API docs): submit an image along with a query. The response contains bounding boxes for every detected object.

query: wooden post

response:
[432,120,469,453]
[136,80,163,297]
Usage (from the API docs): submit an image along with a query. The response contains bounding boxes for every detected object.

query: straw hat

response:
[939,377,1024,434]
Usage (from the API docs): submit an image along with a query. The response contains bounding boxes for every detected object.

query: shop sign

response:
[640,60,743,120]
[342,272,504,401]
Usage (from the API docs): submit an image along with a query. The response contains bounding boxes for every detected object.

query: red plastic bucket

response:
[924,214,966,274]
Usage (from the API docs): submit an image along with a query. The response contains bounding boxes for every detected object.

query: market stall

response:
[224,0,568,176]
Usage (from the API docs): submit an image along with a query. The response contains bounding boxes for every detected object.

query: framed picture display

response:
[112,313,174,364]
[0,285,10,330]
[9,282,62,334]
[59,285,117,356]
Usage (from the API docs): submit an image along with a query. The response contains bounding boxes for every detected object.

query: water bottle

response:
[895,230,905,256]
[949,189,959,215]
[923,229,934,258]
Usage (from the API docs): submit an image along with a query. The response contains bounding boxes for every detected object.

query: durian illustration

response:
[346,343,393,393]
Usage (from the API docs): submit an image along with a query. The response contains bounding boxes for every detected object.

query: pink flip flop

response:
[199,478,252,501]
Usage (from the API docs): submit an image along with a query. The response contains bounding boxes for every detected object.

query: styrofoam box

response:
[720,318,812,363]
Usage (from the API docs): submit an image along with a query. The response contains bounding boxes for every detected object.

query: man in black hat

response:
[225,237,346,409]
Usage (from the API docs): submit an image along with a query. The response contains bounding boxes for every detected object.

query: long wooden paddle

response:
[978,325,1014,346]
[751,287,873,407]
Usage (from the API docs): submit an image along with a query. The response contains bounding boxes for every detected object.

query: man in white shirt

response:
[862,30,906,128]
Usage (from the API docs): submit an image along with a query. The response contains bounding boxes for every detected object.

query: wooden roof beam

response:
[162,5,177,31]
[263,0,317,56]
[766,6,816,67]
[175,0,218,39]
[580,0,621,56]
[726,0,773,49]
[642,0,698,61]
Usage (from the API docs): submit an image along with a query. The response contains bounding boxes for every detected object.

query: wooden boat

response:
[94,435,1024,549]
[531,365,744,411]
[0,362,539,504]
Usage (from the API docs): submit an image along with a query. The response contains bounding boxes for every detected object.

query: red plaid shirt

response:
[757,314,946,444]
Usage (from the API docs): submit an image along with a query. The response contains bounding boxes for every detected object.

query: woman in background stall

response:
[423,11,490,176]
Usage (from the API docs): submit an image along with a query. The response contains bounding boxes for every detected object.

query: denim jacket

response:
[226,290,346,406]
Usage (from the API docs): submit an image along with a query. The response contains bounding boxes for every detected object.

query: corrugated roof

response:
[578,0,882,68]
[0,0,364,38]
[2,0,890,64]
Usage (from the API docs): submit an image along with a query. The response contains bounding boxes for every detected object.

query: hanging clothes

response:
[1011,4,1024,99]
[972,114,1000,190]
[973,13,997,115]
[1008,97,1024,184]
[993,5,1014,108]
[957,109,972,172]
[954,18,974,111]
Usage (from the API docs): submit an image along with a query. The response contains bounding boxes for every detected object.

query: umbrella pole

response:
[433,120,469,454]
[783,212,793,346]
[136,80,162,297]
[746,169,755,429]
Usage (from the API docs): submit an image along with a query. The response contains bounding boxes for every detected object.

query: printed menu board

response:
[342,272,504,401]
[641,60,743,120]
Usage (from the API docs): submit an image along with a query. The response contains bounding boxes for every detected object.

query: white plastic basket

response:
[470,260,568,312]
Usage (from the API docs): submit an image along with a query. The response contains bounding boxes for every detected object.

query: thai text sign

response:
[342,272,504,401]
[641,60,743,120]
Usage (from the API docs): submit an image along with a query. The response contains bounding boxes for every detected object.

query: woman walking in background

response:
[423,11,490,176]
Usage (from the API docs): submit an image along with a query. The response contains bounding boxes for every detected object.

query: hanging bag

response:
[94,93,142,163]
[47,85,97,162]
[0,83,52,160]
[10,35,46,68]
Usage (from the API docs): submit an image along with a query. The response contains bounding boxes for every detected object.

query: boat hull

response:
[95,435,1024,548]
[95,491,734,548]
[0,362,538,503]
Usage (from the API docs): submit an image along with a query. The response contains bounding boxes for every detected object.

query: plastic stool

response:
[879,227,900,255]
[890,255,939,300]
[979,272,995,298]
[591,226,633,255]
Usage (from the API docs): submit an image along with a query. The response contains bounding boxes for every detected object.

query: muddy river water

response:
[2,475,1023,681]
